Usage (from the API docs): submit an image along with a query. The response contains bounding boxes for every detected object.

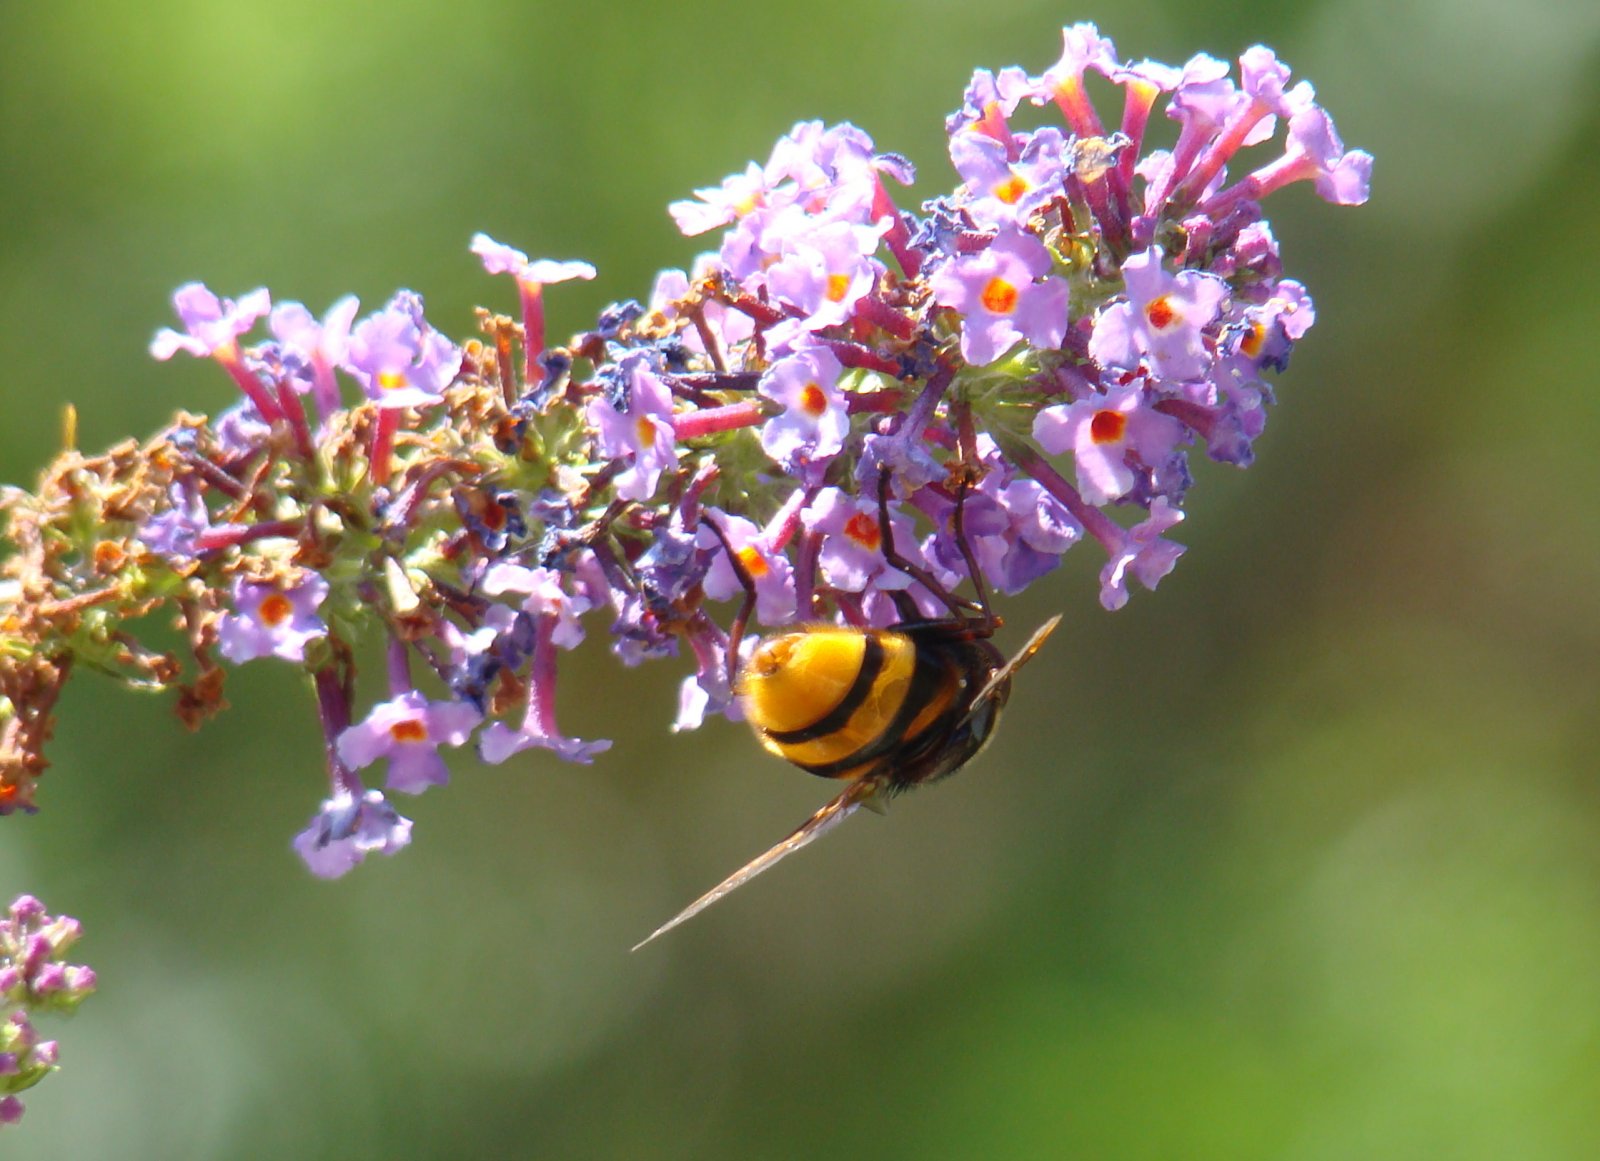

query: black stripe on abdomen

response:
[760,634,887,746]
[788,641,952,779]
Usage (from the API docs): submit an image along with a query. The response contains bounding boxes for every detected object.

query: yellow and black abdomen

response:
[738,625,969,785]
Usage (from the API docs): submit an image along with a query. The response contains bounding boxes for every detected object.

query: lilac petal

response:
[293,790,413,879]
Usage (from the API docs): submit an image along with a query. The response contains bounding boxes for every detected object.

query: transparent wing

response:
[966,613,1063,716]
[631,777,881,952]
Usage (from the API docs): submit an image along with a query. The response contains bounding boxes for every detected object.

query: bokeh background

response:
[4,0,1598,1156]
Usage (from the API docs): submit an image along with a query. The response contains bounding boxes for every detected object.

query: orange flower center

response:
[1239,321,1266,359]
[1090,409,1127,445]
[1144,295,1176,331]
[635,417,659,447]
[993,173,1028,205]
[798,382,828,417]
[737,545,770,579]
[980,276,1019,315]
[825,272,852,303]
[389,718,429,744]
[378,369,409,392]
[843,511,882,551]
[259,592,294,626]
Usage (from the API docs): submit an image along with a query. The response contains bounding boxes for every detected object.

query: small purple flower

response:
[140,481,212,562]
[1033,382,1187,505]
[1034,21,1120,136]
[1173,46,1369,216]
[1099,496,1186,611]
[679,120,892,259]
[671,617,752,733]
[949,128,1067,230]
[718,203,812,288]
[477,598,611,765]
[758,344,851,473]
[471,233,596,289]
[668,162,774,236]
[803,487,926,594]
[764,219,886,340]
[925,451,1082,596]
[62,966,94,994]
[343,291,461,409]
[1106,56,1183,157]
[0,895,95,1127]
[946,65,1034,139]
[1248,105,1373,207]
[149,282,280,420]
[217,574,329,664]
[438,605,521,712]
[481,562,591,648]
[336,691,482,795]
[149,282,271,362]
[856,411,946,494]
[765,120,884,222]
[697,509,796,627]
[4,897,43,926]
[1181,277,1313,467]
[213,397,273,456]
[28,963,63,997]
[1,899,90,1001]
[648,260,754,357]
[587,356,679,502]
[1089,245,1227,381]
[673,675,715,734]
[1139,54,1246,210]
[982,477,1082,592]
[1236,44,1308,117]
[478,703,611,766]
[929,226,1069,366]
[471,233,596,365]
[1224,278,1313,378]
[293,788,414,879]
[269,296,360,420]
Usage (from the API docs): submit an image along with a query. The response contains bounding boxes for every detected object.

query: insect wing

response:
[631,777,881,951]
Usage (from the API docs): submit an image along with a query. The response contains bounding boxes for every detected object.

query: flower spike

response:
[0,24,1369,883]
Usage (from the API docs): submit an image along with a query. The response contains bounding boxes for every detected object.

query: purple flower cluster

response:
[0,24,1368,870]
[0,895,95,1128]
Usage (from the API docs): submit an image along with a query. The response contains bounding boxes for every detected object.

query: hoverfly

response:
[632,470,1060,950]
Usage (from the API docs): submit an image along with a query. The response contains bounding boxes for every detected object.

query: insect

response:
[631,470,1061,950]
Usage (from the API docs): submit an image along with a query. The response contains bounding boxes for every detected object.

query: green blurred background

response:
[4,0,1598,1156]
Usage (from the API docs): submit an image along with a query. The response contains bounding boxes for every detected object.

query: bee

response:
[632,471,1061,950]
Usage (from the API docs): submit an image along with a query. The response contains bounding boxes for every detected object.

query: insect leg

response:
[949,473,996,628]
[875,466,968,621]
[702,514,757,687]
